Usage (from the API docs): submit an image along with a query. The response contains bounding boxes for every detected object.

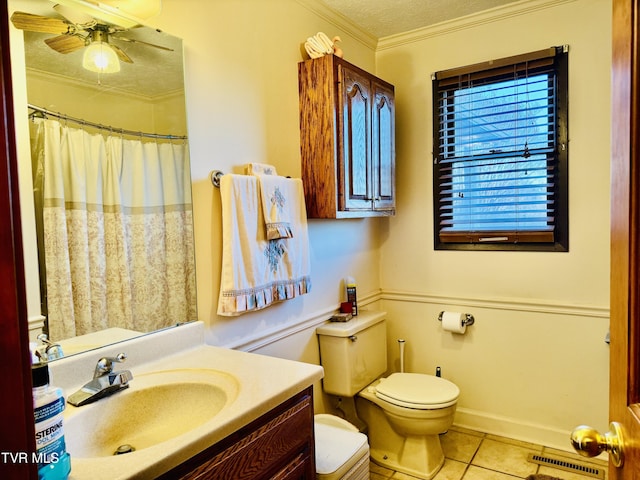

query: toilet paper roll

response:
[441,311,467,334]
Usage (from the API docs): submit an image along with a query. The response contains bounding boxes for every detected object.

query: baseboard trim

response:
[454,407,574,452]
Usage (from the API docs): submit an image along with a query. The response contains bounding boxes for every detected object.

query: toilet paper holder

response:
[438,311,475,326]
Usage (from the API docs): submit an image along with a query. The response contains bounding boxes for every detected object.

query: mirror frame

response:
[13,1,195,357]
[0,2,38,477]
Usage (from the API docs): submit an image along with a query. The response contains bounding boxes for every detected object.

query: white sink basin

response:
[64,369,239,458]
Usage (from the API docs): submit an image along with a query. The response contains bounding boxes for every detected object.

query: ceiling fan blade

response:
[110,44,133,63]
[44,34,86,54]
[113,36,174,52]
[10,11,70,34]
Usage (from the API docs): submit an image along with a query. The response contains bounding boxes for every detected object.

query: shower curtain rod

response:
[27,104,188,141]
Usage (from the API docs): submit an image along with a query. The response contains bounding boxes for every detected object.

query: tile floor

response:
[369,426,608,480]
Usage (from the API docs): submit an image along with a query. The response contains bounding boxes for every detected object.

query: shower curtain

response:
[31,118,196,340]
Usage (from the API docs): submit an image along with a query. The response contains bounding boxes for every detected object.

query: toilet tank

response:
[316,311,387,397]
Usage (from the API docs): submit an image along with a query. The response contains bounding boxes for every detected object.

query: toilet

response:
[314,414,370,480]
[316,311,459,480]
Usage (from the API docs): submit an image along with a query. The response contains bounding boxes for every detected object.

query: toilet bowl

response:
[316,311,460,480]
[357,374,459,479]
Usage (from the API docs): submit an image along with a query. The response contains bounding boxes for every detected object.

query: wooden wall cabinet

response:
[158,388,315,480]
[298,55,395,218]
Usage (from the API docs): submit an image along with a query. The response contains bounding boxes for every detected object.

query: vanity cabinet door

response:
[298,55,395,218]
[160,388,315,480]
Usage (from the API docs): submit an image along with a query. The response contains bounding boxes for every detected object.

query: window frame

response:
[432,46,569,252]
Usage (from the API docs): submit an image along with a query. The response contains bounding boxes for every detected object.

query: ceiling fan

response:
[10,4,173,70]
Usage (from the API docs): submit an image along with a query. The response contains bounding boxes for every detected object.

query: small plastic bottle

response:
[346,276,358,316]
[32,362,71,480]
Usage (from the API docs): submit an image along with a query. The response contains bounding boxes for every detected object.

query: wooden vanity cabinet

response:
[158,387,315,480]
[298,55,395,218]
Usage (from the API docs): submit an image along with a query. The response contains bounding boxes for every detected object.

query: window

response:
[432,46,568,251]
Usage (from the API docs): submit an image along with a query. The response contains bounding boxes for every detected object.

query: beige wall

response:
[375,0,611,448]
[12,0,612,452]
[25,71,178,133]
[152,0,383,349]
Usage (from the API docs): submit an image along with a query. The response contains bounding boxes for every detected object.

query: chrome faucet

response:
[68,353,133,407]
[35,333,64,361]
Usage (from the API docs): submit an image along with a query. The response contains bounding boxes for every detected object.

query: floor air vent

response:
[527,453,605,479]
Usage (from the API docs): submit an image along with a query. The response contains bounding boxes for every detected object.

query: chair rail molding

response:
[381,289,609,319]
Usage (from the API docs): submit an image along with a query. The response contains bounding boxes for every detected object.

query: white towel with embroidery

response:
[243,163,293,239]
[255,174,297,240]
[217,174,311,316]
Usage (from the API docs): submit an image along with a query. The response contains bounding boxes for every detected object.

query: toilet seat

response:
[375,372,459,409]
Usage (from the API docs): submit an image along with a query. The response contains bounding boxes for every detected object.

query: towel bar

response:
[210,170,294,188]
[210,170,224,187]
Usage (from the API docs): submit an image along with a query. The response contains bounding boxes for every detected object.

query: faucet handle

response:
[94,353,127,378]
[36,333,64,361]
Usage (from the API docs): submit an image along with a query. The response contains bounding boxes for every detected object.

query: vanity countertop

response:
[54,325,323,480]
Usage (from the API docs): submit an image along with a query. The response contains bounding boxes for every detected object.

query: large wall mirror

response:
[9,0,197,358]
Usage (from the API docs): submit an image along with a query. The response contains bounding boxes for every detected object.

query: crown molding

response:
[294,0,378,50]
[377,0,577,50]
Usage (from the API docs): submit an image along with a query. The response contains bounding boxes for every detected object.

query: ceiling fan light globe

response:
[83,42,120,73]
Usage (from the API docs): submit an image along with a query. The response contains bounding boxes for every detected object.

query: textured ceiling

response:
[24,28,183,98]
[319,0,524,38]
[15,0,183,98]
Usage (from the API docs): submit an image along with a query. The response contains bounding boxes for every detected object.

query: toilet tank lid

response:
[316,311,386,337]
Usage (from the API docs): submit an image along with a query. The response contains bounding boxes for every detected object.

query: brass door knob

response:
[570,422,624,467]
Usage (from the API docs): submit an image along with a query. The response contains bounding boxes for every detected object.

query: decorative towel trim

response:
[266,222,293,240]
[218,275,311,315]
